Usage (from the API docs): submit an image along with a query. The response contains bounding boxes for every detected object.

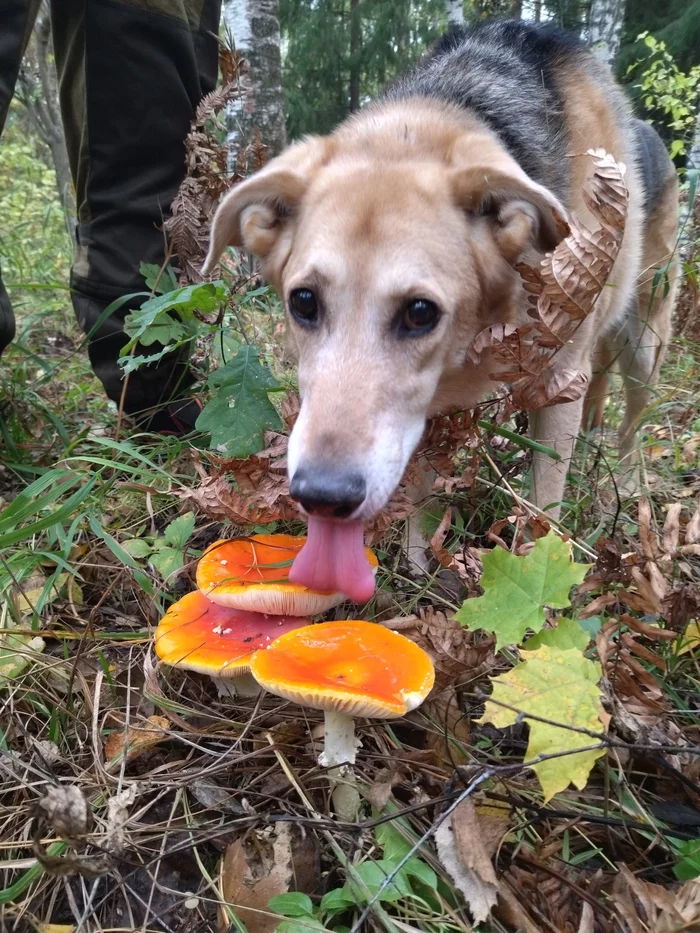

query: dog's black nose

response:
[290,467,366,519]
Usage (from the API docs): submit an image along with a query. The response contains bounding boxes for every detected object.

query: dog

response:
[203,20,678,597]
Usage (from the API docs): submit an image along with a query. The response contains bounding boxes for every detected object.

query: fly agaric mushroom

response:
[250,620,435,819]
[154,590,308,696]
[196,534,378,615]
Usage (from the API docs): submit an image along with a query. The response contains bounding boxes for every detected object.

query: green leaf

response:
[136,317,188,347]
[674,839,700,880]
[0,631,45,685]
[150,546,184,580]
[480,645,606,802]
[120,539,153,559]
[163,512,195,549]
[374,819,411,861]
[277,920,327,933]
[267,892,314,917]
[343,860,413,904]
[403,857,438,891]
[320,887,355,914]
[140,261,179,295]
[524,617,590,652]
[120,344,185,375]
[196,345,284,456]
[669,138,685,159]
[121,282,225,355]
[577,615,603,638]
[88,515,154,595]
[455,532,591,650]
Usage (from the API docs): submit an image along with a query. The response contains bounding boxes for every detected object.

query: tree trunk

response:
[533,0,542,22]
[445,0,465,26]
[349,0,361,113]
[688,112,700,176]
[223,0,286,167]
[587,0,625,69]
[16,3,75,238]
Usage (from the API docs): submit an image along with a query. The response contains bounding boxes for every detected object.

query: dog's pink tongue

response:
[289,516,375,603]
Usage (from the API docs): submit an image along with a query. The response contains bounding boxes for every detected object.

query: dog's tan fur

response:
[204,51,678,520]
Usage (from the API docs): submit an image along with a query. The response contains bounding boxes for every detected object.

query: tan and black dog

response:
[204,20,678,539]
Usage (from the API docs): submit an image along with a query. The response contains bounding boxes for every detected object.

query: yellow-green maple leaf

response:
[455,532,591,650]
[479,645,606,802]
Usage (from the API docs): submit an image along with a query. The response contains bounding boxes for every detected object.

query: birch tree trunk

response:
[445,0,465,26]
[587,0,625,69]
[688,112,700,175]
[223,0,286,166]
[16,4,75,236]
[349,0,361,113]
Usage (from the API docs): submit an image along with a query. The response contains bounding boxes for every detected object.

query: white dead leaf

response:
[687,503,700,546]
[577,902,595,933]
[104,784,138,855]
[37,785,91,842]
[435,799,499,923]
[662,502,682,554]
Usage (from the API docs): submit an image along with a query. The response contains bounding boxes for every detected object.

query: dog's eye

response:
[399,299,440,336]
[289,288,319,326]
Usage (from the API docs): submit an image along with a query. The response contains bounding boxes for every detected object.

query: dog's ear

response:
[451,163,568,262]
[202,137,331,273]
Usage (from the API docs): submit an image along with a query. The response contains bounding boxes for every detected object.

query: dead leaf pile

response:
[611,863,700,933]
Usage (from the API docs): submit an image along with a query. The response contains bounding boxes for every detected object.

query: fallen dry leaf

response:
[218,824,319,933]
[36,785,91,844]
[678,620,700,656]
[104,715,170,770]
[435,798,500,923]
[611,863,700,933]
[379,608,495,692]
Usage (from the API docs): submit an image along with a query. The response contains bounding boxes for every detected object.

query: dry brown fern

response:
[469,148,629,410]
[164,44,267,284]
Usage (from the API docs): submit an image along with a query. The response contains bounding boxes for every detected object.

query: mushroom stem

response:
[318,711,361,822]
[212,672,262,698]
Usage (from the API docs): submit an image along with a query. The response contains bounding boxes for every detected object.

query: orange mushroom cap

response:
[196,534,378,616]
[250,620,435,718]
[154,590,308,677]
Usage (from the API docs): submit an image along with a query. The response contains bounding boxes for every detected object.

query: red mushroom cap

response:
[154,590,308,676]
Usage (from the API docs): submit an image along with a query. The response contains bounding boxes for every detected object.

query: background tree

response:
[223,0,287,161]
[14,1,74,235]
[280,0,447,139]
[587,0,625,65]
[446,0,466,24]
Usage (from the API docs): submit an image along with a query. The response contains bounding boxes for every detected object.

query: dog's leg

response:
[617,174,678,492]
[529,395,586,519]
[617,317,658,473]
[583,342,615,432]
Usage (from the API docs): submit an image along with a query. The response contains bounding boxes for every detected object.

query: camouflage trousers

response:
[0,0,221,419]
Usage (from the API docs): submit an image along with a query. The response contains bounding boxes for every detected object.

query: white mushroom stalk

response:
[318,710,362,822]
[249,620,436,823]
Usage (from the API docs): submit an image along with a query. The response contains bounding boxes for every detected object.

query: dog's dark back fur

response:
[384,19,636,203]
[632,117,676,212]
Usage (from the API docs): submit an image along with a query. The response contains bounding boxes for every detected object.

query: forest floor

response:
[2,79,700,933]
[0,276,699,933]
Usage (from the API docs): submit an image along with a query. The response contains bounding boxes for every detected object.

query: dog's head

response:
[204,106,566,521]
